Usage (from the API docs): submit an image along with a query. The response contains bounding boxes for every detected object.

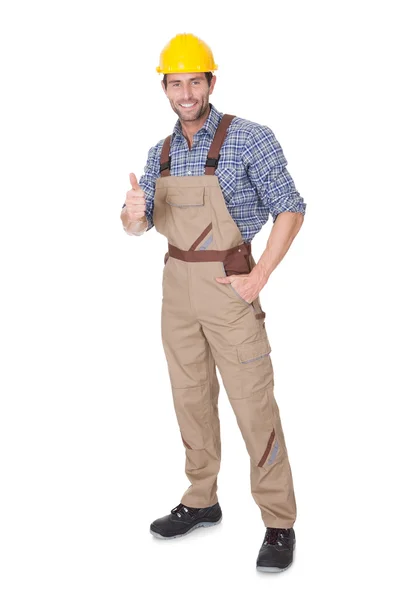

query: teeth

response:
[180,103,195,107]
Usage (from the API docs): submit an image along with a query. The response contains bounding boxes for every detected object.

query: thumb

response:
[215,276,233,284]
[129,172,139,190]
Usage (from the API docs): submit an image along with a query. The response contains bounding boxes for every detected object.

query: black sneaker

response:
[256,527,296,573]
[150,502,222,540]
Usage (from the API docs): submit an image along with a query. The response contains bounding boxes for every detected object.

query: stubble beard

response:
[171,96,209,123]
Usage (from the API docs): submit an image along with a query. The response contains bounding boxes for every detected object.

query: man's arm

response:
[216,212,304,303]
[251,211,304,289]
[243,125,306,290]
[216,125,306,302]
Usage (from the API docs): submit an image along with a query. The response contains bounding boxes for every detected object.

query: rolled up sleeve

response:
[242,125,306,223]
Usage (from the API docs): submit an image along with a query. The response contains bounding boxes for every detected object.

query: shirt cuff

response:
[270,198,307,223]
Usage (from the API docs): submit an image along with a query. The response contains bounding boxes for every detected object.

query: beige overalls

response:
[153,114,296,528]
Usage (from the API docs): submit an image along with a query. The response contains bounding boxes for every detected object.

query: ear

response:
[161,80,167,95]
[209,74,217,95]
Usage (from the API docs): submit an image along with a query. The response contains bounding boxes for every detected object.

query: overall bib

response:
[153,114,297,528]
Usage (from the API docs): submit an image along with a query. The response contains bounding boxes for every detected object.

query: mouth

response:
[178,102,197,110]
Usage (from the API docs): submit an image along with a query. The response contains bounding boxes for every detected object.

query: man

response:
[121,33,306,573]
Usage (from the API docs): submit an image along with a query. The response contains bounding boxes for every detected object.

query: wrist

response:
[251,262,270,291]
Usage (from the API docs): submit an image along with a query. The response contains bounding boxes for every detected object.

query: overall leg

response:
[162,259,221,508]
[199,263,297,528]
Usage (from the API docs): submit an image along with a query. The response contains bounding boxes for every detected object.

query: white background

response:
[1,0,399,598]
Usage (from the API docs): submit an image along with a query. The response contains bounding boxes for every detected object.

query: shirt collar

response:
[172,103,223,141]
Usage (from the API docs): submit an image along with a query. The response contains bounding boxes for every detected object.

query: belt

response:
[165,241,251,264]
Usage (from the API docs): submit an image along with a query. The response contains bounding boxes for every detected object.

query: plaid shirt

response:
[128,103,306,242]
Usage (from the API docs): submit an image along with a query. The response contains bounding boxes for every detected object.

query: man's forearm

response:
[251,212,304,290]
[120,208,148,236]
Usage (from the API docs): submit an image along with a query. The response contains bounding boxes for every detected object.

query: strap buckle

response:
[160,158,171,173]
[205,154,220,168]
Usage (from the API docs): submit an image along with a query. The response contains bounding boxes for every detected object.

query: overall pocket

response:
[221,247,252,307]
[222,251,269,322]
[221,262,253,308]
[166,187,205,208]
[165,188,206,247]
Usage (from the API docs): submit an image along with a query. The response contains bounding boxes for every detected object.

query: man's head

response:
[161,71,216,122]
[156,34,217,123]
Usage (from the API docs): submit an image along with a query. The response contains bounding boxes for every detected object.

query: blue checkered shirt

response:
[127,103,306,242]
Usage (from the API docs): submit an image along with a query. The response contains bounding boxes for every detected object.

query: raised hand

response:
[125,173,146,222]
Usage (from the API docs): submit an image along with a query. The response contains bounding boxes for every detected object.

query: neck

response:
[180,104,211,149]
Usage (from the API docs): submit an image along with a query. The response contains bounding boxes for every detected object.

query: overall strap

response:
[205,114,235,175]
[159,113,236,177]
[160,135,172,177]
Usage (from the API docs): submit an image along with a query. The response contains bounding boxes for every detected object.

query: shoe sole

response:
[150,516,222,540]
[256,564,292,573]
[256,540,296,573]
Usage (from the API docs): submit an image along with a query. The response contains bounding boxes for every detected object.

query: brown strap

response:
[159,114,236,177]
[188,223,212,251]
[160,135,172,177]
[205,114,235,175]
[168,241,251,262]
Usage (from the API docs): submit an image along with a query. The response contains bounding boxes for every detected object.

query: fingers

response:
[126,202,145,213]
[126,187,145,201]
[126,200,146,220]
[126,210,146,221]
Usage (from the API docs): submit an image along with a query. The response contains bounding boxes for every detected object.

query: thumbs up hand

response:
[125,172,146,222]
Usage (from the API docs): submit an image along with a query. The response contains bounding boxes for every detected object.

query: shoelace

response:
[171,503,200,518]
[264,527,291,547]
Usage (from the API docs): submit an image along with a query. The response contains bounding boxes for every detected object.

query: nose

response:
[181,82,193,101]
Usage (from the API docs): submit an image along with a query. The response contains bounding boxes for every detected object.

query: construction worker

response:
[121,33,306,573]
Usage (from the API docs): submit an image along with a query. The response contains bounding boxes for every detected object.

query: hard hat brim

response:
[156,65,218,74]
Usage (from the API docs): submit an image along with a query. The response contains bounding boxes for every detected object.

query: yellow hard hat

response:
[156,33,218,74]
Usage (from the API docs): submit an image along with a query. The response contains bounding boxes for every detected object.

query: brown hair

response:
[163,72,213,88]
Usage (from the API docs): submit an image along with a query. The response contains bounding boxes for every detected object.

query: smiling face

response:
[162,72,216,123]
